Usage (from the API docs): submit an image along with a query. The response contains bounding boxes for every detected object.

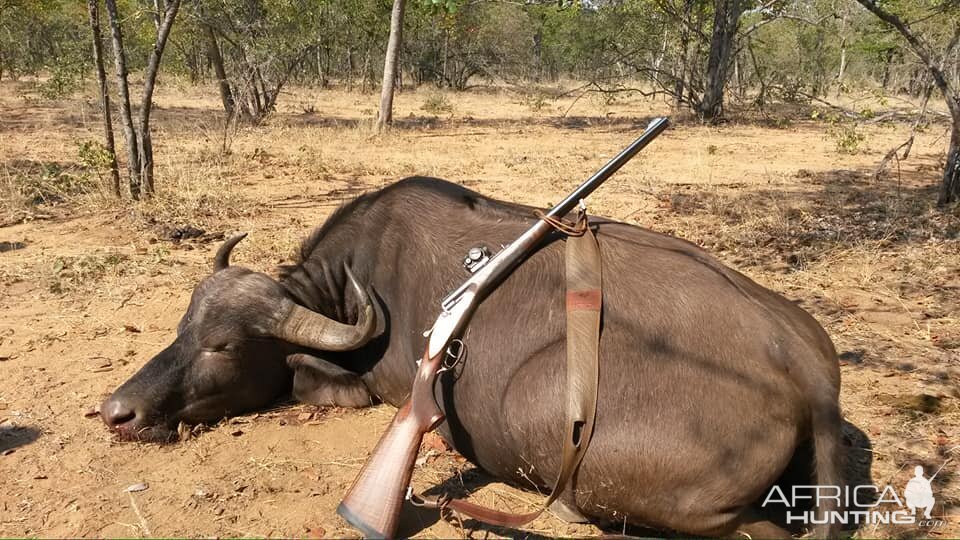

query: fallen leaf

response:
[306,526,326,539]
[415,449,441,467]
[33,474,47,480]
[89,357,112,369]
[125,482,149,493]
[230,429,244,437]
[123,325,141,333]
[297,412,313,422]
[82,405,100,418]
[421,432,450,453]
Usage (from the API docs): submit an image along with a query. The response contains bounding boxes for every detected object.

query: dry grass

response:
[0,80,958,537]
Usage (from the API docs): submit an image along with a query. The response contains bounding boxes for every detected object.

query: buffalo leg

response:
[287,353,373,408]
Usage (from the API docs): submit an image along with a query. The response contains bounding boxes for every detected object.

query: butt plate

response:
[336,502,387,539]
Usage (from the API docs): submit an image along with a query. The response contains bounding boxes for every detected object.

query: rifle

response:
[337,117,670,538]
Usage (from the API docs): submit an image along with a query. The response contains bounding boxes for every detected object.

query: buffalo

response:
[101,177,844,537]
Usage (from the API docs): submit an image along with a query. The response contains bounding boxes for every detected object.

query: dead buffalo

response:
[101,177,844,537]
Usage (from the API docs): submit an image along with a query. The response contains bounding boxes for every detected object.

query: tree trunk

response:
[880,50,893,90]
[836,41,847,96]
[939,105,960,205]
[442,28,449,88]
[204,26,234,116]
[377,0,406,130]
[103,0,141,199]
[835,12,848,97]
[673,0,694,110]
[698,0,743,121]
[747,37,767,111]
[733,52,743,100]
[137,0,182,197]
[196,0,233,116]
[87,0,121,198]
[346,46,354,91]
[532,23,542,82]
[151,0,164,32]
[314,39,327,88]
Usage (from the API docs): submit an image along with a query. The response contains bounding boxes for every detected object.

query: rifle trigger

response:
[439,339,466,373]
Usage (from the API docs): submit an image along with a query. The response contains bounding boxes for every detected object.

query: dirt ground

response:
[0,80,958,538]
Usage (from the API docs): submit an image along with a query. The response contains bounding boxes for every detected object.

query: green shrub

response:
[421,93,453,115]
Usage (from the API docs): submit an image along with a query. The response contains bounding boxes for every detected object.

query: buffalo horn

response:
[275,265,377,351]
[214,233,249,271]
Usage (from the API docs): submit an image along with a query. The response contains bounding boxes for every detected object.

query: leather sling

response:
[412,210,602,528]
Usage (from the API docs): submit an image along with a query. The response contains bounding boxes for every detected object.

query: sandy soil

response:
[0,81,958,538]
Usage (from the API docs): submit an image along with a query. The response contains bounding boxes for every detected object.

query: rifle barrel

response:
[440,117,669,312]
[546,116,669,218]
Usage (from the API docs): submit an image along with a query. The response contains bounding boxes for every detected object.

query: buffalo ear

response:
[287,353,373,408]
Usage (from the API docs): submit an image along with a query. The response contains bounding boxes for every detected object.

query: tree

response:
[103,0,182,198]
[103,0,142,197]
[378,0,407,129]
[86,0,121,197]
[0,1,89,94]
[138,0,182,195]
[698,0,745,120]
[853,0,960,205]
[189,0,324,123]
[196,0,234,116]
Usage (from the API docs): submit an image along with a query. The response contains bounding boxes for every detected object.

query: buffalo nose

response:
[101,398,138,428]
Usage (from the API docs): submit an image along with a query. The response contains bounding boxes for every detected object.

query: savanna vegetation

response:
[2,0,959,202]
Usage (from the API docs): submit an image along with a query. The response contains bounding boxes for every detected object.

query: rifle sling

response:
[413,213,602,529]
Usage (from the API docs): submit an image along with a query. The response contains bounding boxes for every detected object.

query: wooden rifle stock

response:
[337,349,446,538]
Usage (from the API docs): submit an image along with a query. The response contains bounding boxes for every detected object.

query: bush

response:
[421,93,453,115]
[828,123,866,154]
[5,162,98,206]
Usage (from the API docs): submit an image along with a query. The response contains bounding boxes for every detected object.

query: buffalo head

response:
[100,234,377,441]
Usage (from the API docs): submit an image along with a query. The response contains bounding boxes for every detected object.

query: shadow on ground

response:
[663,167,958,257]
[398,420,876,538]
[0,424,41,453]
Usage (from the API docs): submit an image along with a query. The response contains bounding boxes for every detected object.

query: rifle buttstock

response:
[337,350,445,538]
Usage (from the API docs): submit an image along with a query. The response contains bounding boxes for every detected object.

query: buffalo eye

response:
[203,343,239,356]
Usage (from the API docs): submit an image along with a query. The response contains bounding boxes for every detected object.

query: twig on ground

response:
[874,82,934,183]
[126,491,151,536]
